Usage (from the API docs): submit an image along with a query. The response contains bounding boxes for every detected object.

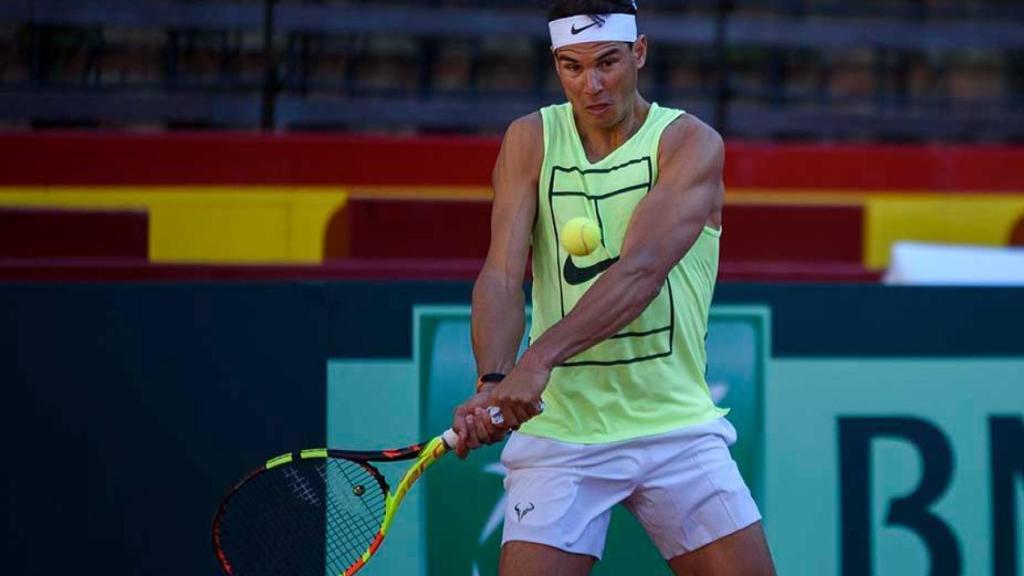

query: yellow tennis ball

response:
[561,217,601,256]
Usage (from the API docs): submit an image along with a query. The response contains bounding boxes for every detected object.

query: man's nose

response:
[583,69,602,94]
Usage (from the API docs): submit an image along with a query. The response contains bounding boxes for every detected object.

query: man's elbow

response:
[620,257,666,308]
[633,273,664,308]
[474,269,523,299]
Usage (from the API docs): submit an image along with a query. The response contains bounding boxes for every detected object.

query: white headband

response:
[548,14,638,50]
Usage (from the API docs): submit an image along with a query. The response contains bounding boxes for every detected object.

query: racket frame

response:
[211,435,453,576]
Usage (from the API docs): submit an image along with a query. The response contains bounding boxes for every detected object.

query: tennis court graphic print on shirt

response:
[548,156,674,366]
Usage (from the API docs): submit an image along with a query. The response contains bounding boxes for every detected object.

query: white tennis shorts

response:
[500,417,761,560]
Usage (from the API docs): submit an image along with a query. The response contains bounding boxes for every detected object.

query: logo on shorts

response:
[514,501,536,521]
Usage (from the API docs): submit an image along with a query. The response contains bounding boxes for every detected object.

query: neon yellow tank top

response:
[520,102,728,444]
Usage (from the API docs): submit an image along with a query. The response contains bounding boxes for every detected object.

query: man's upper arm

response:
[481,113,543,284]
[618,115,724,282]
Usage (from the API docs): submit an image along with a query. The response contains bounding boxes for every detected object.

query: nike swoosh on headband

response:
[550,14,633,50]
[563,255,619,286]
[570,21,600,35]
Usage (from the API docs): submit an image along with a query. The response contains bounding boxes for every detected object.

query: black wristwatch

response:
[475,372,506,393]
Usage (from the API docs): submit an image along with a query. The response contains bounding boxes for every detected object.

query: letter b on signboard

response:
[838,417,961,576]
[839,415,1024,576]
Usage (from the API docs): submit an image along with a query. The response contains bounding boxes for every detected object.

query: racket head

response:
[212,450,391,576]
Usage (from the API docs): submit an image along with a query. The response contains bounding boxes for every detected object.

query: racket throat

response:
[343,532,385,576]
[379,494,400,536]
[382,436,449,534]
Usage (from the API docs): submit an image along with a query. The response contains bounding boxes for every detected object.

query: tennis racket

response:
[211,406,509,576]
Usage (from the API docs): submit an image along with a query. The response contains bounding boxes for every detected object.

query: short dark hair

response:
[547,0,638,22]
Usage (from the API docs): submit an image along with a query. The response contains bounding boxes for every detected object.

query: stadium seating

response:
[0,1,1020,139]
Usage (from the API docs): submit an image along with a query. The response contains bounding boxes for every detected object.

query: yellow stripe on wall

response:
[865,194,1024,269]
[0,187,347,263]
[5,186,1023,269]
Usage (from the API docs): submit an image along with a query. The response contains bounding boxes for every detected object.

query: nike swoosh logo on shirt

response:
[564,255,619,286]
[570,22,600,35]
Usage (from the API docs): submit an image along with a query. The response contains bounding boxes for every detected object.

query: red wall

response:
[0,207,147,259]
[3,132,1022,283]
[2,132,1023,191]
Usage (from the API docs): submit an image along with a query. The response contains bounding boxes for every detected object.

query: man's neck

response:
[575,96,650,163]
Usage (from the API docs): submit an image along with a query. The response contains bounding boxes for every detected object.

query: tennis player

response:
[453,1,776,574]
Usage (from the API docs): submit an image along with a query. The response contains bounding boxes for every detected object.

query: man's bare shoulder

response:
[505,112,544,146]
[497,112,544,177]
[659,113,724,169]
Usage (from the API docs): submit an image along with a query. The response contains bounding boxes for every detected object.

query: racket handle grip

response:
[442,428,461,448]
[442,403,545,449]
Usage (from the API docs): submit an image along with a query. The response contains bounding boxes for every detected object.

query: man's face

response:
[553,36,647,129]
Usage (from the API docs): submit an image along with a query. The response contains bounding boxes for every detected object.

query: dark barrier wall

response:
[0,281,475,576]
[3,282,1023,575]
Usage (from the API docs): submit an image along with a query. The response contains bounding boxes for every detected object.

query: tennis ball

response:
[561,217,601,256]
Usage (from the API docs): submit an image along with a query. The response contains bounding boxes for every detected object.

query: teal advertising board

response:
[4,282,1022,576]
[765,358,1024,576]
[324,285,1024,576]
[328,304,768,575]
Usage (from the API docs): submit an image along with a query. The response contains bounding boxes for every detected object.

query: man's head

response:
[547,0,647,129]
[548,0,637,27]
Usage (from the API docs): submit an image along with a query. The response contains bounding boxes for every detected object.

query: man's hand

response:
[488,361,549,431]
[452,388,508,459]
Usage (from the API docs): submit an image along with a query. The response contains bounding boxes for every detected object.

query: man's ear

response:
[633,35,648,69]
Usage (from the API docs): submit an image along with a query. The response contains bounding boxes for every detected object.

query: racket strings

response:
[215,457,387,575]
[324,459,387,570]
[219,468,327,576]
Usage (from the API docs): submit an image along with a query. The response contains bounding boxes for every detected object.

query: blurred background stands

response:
[0,0,1023,140]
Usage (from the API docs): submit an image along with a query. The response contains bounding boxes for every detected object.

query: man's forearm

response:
[521,259,662,371]
[471,273,526,377]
